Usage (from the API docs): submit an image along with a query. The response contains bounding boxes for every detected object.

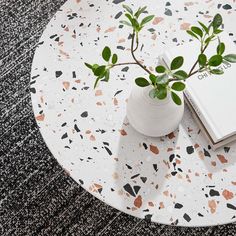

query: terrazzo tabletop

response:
[30,0,236,227]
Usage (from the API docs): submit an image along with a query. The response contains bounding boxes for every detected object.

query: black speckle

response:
[171,171,177,176]
[74,124,80,132]
[126,164,132,169]
[227,203,236,210]
[183,213,191,222]
[164,8,172,16]
[143,143,148,150]
[117,46,125,50]
[204,148,211,157]
[56,71,63,78]
[224,147,230,153]
[112,0,125,4]
[131,174,140,179]
[174,203,183,209]
[123,183,135,197]
[209,189,220,197]
[153,164,158,172]
[121,66,129,72]
[223,4,232,10]
[169,154,175,162]
[198,213,204,217]
[79,179,84,184]
[114,90,123,96]
[133,185,141,195]
[104,146,112,156]
[61,133,68,139]
[81,111,88,117]
[30,87,36,94]
[140,177,147,183]
[186,146,194,154]
[115,11,122,19]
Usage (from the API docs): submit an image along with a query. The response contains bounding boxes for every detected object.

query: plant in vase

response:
[85,5,236,137]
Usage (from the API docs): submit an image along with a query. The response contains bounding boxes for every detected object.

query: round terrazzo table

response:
[30,0,236,227]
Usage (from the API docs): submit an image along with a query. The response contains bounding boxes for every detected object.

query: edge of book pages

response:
[184,95,236,150]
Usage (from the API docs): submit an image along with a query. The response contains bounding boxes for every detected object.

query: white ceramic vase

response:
[126,85,184,137]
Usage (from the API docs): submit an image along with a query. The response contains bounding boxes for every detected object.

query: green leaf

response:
[112,54,118,64]
[198,54,207,66]
[85,63,93,69]
[135,77,150,87]
[186,30,199,40]
[205,36,215,44]
[212,14,222,30]
[103,70,110,81]
[155,65,166,73]
[208,55,223,67]
[119,20,132,26]
[156,74,169,84]
[171,91,182,105]
[156,87,167,100]
[131,18,140,30]
[102,47,111,62]
[134,6,147,18]
[191,26,203,38]
[171,82,186,91]
[171,56,184,70]
[92,64,99,73]
[210,69,224,75]
[198,21,209,34]
[217,42,225,55]
[125,13,133,24]
[122,5,133,15]
[224,54,236,63]
[149,89,156,99]
[149,74,157,84]
[94,65,106,76]
[141,15,155,26]
[173,70,188,80]
[214,29,223,34]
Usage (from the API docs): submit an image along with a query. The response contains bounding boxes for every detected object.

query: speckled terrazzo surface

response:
[1,0,236,235]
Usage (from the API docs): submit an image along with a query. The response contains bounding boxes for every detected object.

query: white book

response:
[161,32,236,148]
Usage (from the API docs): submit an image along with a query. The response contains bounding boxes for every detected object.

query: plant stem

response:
[133,31,139,52]
[131,30,152,75]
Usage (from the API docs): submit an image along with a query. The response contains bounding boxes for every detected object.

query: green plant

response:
[85,5,236,105]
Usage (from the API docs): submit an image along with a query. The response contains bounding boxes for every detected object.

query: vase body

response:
[126,86,184,137]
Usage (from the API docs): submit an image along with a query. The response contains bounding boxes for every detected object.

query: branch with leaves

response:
[85,5,236,105]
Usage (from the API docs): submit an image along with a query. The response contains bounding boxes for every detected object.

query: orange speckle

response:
[180,22,191,30]
[148,202,154,207]
[167,132,175,139]
[198,150,204,160]
[64,26,69,31]
[222,189,234,200]
[194,143,200,149]
[90,135,96,141]
[95,90,103,96]
[150,145,159,155]
[113,98,118,106]
[86,130,91,134]
[119,129,127,136]
[94,183,102,189]
[167,148,173,152]
[63,81,70,90]
[217,154,228,164]
[76,0,81,3]
[211,161,216,167]
[134,195,142,208]
[36,114,45,121]
[75,79,81,83]
[72,34,76,39]
[176,159,181,164]
[163,190,169,197]
[208,200,217,213]
[152,17,164,25]
[96,102,102,106]
[118,38,125,43]
[159,202,165,209]
[151,33,157,40]
[105,26,116,33]
[208,173,212,179]
[231,181,236,186]
[96,26,101,32]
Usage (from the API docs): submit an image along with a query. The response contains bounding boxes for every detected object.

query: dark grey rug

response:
[1,0,236,235]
